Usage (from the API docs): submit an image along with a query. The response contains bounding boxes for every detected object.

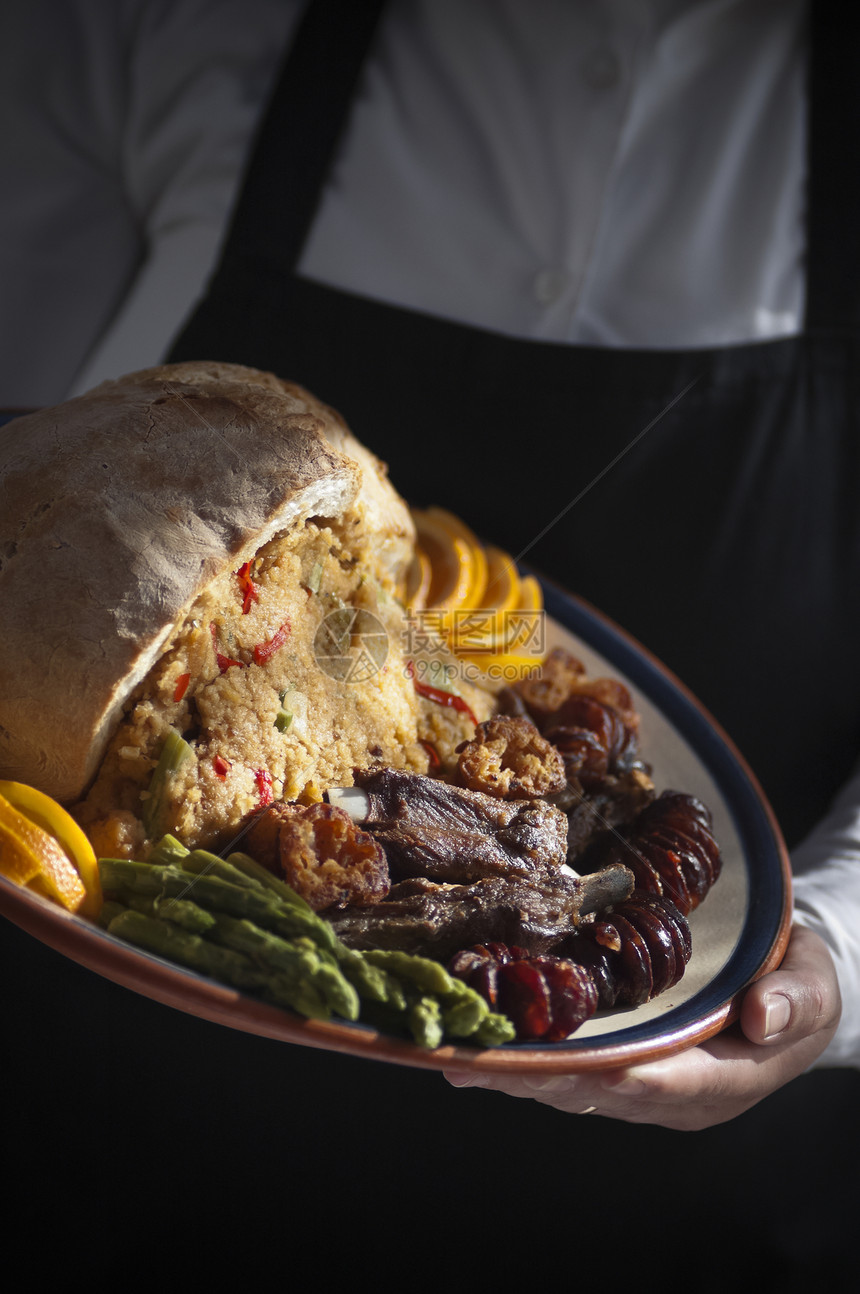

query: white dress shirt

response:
[4,0,857,1068]
[0,0,806,404]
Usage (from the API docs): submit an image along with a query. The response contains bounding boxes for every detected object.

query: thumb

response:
[739,924,841,1048]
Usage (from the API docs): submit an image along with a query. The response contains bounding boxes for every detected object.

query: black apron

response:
[168,0,860,851]
[6,3,858,1285]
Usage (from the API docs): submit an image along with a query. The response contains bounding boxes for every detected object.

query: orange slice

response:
[456,571,543,656]
[481,546,521,614]
[403,547,432,609]
[0,780,101,916]
[0,793,87,912]
[423,507,489,608]
[515,574,543,612]
[450,545,521,654]
[412,508,485,614]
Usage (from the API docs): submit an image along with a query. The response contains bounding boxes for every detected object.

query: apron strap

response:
[217,0,386,277]
[805,1,860,333]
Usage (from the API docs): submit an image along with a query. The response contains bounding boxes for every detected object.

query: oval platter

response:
[0,577,792,1074]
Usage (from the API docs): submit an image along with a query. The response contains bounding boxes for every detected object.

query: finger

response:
[445,1061,723,1126]
[597,1036,811,1128]
[596,928,842,1128]
[444,1018,821,1127]
[446,1043,789,1128]
[443,1069,605,1114]
[738,924,841,1047]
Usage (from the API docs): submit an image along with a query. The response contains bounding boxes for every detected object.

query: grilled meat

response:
[350,766,570,883]
[329,863,634,959]
[563,768,655,861]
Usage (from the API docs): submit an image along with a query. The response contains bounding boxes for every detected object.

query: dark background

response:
[3,914,857,1288]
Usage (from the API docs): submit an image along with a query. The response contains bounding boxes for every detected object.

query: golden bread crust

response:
[0,361,363,801]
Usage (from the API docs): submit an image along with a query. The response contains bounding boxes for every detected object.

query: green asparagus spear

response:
[147,835,309,905]
[310,958,362,1021]
[145,833,192,868]
[262,972,331,1021]
[335,945,406,1008]
[361,948,457,996]
[122,891,218,936]
[440,978,490,1037]
[408,995,445,1050]
[225,851,315,913]
[106,908,265,992]
[97,899,127,930]
[181,848,264,891]
[474,1012,518,1047]
[146,834,263,894]
[99,857,171,897]
[99,858,338,952]
[207,914,360,1021]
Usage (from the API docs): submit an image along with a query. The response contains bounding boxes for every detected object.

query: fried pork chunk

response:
[504,646,655,865]
[247,801,389,912]
[455,716,567,800]
[510,647,640,734]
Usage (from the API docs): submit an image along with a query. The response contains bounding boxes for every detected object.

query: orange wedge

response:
[459,573,546,672]
[481,546,521,614]
[450,545,522,654]
[0,780,101,916]
[403,547,432,609]
[0,793,87,912]
[412,507,487,613]
[515,574,543,612]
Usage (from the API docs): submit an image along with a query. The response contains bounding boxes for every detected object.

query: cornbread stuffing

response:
[78,514,492,858]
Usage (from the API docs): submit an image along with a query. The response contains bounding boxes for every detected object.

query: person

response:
[1,0,858,1282]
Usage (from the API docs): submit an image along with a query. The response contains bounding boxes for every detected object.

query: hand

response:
[445,924,841,1130]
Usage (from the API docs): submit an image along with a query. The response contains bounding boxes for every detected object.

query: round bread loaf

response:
[0,361,414,804]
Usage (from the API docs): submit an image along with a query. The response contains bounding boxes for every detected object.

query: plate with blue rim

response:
[0,575,791,1074]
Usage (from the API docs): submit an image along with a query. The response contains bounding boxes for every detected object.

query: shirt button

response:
[582,47,621,90]
[533,268,571,306]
